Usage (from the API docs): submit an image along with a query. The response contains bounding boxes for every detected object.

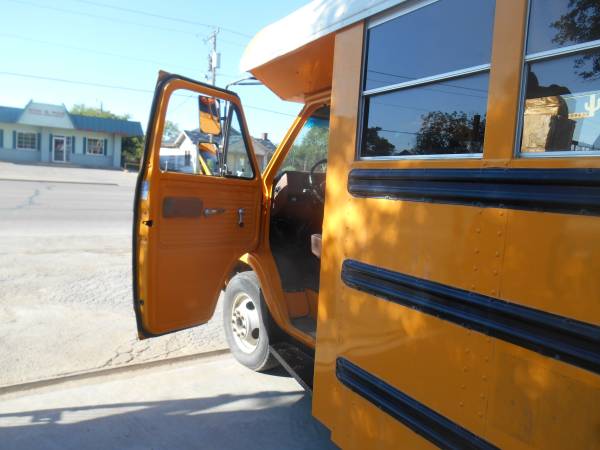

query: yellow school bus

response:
[133,0,600,448]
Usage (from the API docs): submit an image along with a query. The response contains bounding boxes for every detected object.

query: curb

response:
[0,349,230,396]
[0,177,119,186]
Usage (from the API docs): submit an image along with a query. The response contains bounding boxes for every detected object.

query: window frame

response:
[357,0,494,161]
[222,103,257,180]
[86,137,105,156]
[515,0,600,159]
[16,131,38,151]
[66,136,74,154]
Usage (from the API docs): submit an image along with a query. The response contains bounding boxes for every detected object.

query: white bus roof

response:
[240,0,404,73]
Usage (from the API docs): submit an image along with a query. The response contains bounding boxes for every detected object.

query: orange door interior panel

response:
[141,173,261,335]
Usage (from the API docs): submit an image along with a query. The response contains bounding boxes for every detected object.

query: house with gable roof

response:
[159,128,276,175]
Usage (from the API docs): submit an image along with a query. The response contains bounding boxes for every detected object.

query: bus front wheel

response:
[223,271,278,372]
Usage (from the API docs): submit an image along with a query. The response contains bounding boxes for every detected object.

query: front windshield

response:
[278,106,330,175]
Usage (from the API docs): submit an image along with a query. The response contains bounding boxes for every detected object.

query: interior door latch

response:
[204,207,225,217]
[238,208,245,227]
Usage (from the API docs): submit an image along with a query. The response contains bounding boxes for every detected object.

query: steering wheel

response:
[308,158,327,203]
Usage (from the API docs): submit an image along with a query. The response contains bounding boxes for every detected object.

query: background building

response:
[0,101,143,169]
[160,128,275,174]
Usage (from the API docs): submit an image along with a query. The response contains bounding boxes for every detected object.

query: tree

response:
[287,125,329,171]
[552,0,600,80]
[121,135,144,166]
[69,104,144,166]
[363,126,396,156]
[71,104,130,120]
[163,120,181,143]
[415,111,485,154]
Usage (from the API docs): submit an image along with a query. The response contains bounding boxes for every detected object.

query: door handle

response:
[204,207,225,217]
[238,208,245,227]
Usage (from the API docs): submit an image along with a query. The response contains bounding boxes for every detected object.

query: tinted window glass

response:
[521,49,600,153]
[225,108,255,179]
[365,0,495,91]
[159,88,255,178]
[278,106,330,174]
[362,72,489,157]
[527,0,600,54]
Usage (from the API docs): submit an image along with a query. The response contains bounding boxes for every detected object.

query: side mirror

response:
[198,95,221,136]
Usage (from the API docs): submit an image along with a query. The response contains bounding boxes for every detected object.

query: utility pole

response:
[205,28,220,86]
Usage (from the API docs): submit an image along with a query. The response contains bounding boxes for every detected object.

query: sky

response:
[0,0,309,144]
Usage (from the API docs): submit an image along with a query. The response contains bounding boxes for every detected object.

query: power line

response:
[0,32,243,78]
[0,70,296,117]
[243,104,297,117]
[0,32,200,73]
[0,71,152,93]
[70,0,253,40]
[7,0,199,37]
[6,0,249,49]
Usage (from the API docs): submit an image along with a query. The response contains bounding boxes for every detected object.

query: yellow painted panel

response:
[313,22,364,434]
[486,342,600,449]
[483,0,528,161]
[285,292,309,318]
[333,384,437,450]
[501,210,600,325]
[250,33,335,102]
[143,175,261,334]
[337,286,494,436]
[342,197,507,298]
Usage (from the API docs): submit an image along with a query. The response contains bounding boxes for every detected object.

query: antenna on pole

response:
[204,28,220,85]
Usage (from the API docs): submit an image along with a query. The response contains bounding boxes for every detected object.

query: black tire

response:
[223,271,278,371]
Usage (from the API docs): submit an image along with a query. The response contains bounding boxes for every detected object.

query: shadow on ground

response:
[0,389,337,450]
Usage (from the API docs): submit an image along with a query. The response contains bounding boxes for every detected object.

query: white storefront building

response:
[0,101,143,169]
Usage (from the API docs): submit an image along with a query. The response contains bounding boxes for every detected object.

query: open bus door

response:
[132,72,263,338]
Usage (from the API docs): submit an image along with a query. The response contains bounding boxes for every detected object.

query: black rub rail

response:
[336,357,499,450]
[347,168,600,216]
[341,259,600,375]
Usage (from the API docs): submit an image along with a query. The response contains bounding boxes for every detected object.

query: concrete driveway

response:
[0,353,337,450]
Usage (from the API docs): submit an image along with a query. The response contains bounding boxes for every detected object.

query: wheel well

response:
[225,260,252,288]
[224,260,287,345]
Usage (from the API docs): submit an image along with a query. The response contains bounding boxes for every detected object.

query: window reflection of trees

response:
[416,112,485,155]
[364,111,485,157]
[551,0,600,81]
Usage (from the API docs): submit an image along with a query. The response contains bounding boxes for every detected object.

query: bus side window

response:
[359,0,495,158]
[519,0,600,156]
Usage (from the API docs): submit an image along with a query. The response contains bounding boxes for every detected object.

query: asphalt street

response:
[0,164,227,386]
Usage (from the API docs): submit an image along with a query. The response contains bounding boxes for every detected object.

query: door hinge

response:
[142,220,153,227]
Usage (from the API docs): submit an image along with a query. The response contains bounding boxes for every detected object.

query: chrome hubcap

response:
[230,293,260,353]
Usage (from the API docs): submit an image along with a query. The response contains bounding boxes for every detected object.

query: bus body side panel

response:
[314,3,600,450]
[312,20,367,448]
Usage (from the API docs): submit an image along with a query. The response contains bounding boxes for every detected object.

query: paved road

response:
[0,164,227,386]
[0,353,337,450]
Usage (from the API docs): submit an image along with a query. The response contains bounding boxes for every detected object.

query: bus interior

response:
[269,105,330,340]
